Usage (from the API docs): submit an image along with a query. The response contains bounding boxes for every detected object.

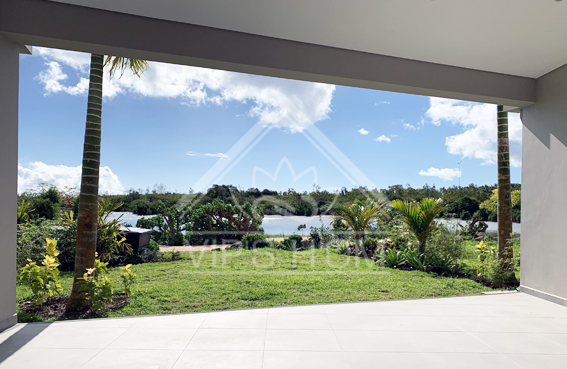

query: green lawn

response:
[17,248,492,322]
[460,237,521,279]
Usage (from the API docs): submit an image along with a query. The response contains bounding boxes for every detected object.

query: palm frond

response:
[104,56,149,79]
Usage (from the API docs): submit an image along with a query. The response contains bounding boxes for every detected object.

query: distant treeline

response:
[104,183,521,222]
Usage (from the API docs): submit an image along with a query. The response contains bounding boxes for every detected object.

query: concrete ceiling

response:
[51,0,567,78]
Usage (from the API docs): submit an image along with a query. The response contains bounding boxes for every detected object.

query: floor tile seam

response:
[534,332,567,351]
[166,324,203,369]
[464,330,511,355]
[261,322,268,369]
[324,308,344,353]
[75,325,134,368]
[75,347,106,369]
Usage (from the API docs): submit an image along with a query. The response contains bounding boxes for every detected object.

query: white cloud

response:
[358,128,369,135]
[33,47,336,133]
[419,167,461,181]
[375,135,391,143]
[35,48,91,71]
[425,97,522,167]
[375,101,390,106]
[186,151,228,158]
[18,162,124,195]
[35,61,89,96]
[403,123,419,131]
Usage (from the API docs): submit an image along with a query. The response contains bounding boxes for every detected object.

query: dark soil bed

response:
[19,295,129,321]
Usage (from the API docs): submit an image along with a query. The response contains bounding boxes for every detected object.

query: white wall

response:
[0,34,19,332]
[521,62,567,302]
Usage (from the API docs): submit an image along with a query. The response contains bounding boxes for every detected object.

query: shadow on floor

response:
[0,323,51,364]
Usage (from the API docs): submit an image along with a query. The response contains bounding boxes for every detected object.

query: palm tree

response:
[391,198,444,254]
[66,55,148,311]
[496,105,515,280]
[335,198,386,255]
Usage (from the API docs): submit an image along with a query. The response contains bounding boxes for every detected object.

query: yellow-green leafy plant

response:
[475,240,496,278]
[80,255,114,310]
[119,264,137,296]
[19,238,63,305]
[17,199,34,225]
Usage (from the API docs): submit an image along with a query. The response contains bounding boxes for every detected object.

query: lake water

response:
[109,212,521,236]
[107,212,334,236]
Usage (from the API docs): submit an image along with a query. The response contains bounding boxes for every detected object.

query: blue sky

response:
[17,47,522,195]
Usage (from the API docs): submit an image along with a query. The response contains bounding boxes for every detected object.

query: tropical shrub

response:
[391,198,444,254]
[137,201,189,245]
[23,186,62,221]
[281,234,304,251]
[80,257,114,310]
[19,238,63,305]
[17,199,34,225]
[188,200,263,244]
[472,208,492,222]
[119,264,137,296]
[330,218,349,237]
[329,239,351,255]
[309,221,335,247]
[32,198,59,220]
[379,246,464,277]
[379,249,405,268]
[241,233,270,249]
[475,240,497,278]
[97,199,132,261]
[428,223,465,260]
[335,198,387,255]
[18,199,136,271]
[17,220,75,270]
[426,253,466,276]
[401,248,430,272]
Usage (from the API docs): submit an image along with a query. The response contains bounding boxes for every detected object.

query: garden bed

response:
[18,295,129,321]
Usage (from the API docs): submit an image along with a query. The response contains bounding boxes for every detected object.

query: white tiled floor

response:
[1,292,567,368]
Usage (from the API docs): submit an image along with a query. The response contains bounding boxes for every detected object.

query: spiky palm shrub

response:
[67,56,147,311]
[335,198,387,255]
[391,198,444,254]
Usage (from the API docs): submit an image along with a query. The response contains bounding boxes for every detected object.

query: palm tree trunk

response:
[418,241,426,255]
[66,54,104,311]
[354,235,361,255]
[496,105,513,263]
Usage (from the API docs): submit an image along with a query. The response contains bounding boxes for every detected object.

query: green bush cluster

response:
[137,199,264,246]
[379,248,464,277]
[17,199,153,271]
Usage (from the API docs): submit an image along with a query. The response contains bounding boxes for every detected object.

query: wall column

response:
[0,33,19,332]
[520,62,567,305]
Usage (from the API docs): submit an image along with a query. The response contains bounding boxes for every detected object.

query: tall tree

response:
[66,55,148,311]
[496,105,515,277]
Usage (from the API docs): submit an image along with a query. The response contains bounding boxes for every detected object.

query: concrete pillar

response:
[520,62,567,305]
[0,33,19,332]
